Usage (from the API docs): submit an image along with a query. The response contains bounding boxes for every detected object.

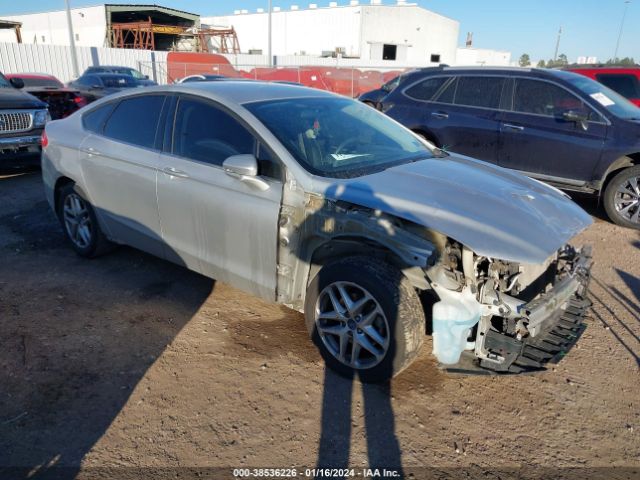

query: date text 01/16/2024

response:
[233,468,401,478]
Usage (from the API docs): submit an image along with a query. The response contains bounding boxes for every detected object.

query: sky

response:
[2,0,638,62]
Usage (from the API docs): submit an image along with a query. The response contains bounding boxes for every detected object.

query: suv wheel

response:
[604,165,640,229]
[304,256,425,383]
[57,183,113,257]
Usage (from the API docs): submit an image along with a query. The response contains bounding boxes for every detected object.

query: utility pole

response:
[553,26,562,61]
[65,0,80,78]
[267,0,272,67]
[614,0,631,60]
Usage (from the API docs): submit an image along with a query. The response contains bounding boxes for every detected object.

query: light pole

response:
[553,26,562,61]
[64,0,80,78]
[614,0,631,60]
[267,0,272,67]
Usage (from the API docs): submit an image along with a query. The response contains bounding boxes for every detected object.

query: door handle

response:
[81,147,101,156]
[431,112,449,119]
[503,123,524,131]
[163,166,189,178]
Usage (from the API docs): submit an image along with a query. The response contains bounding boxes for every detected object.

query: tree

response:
[537,59,546,68]
[519,53,531,67]
[605,57,636,66]
[546,54,569,68]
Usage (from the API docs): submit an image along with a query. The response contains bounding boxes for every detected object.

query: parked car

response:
[0,71,49,166]
[377,66,640,228]
[83,65,156,86]
[567,66,640,107]
[42,82,592,382]
[175,74,228,83]
[4,73,87,119]
[358,74,404,108]
[68,73,140,103]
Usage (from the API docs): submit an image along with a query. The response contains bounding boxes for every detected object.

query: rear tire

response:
[57,183,114,257]
[603,165,640,229]
[304,256,425,383]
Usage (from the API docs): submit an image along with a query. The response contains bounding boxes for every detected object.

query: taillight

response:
[41,130,48,148]
[73,95,88,108]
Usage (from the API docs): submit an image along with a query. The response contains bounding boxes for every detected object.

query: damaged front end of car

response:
[426,240,592,373]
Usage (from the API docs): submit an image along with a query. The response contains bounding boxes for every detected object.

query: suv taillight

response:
[41,130,48,148]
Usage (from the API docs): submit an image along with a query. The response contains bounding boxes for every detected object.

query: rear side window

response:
[595,74,640,99]
[434,77,457,104]
[82,103,115,134]
[103,95,165,149]
[513,79,593,118]
[455,76,505,109]
[404,77,449,101]
[172,97,254,166]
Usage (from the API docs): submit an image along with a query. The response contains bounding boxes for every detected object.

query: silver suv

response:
[42,82,593,382]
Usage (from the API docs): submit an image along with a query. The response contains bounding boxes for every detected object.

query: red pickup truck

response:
[568,66,640,106]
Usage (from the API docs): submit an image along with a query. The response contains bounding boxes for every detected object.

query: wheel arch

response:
[599,154,640,194]
[53,176,76,215]
[305,235,431,295]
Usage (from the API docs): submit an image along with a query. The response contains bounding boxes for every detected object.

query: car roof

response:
[162,80,335,104]
[88,65,134,70]
[5,72,59,79]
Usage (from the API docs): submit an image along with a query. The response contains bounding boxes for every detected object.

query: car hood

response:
[314,154,592,264]
[0,86,47,108]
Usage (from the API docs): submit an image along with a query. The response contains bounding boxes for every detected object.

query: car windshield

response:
[112,68,144,79]
[246,96,433,178]
[565,73,640,119]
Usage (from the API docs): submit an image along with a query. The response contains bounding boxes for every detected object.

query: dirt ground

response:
[0,171,638,479]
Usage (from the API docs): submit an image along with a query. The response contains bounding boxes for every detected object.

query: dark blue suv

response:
[377,67,640,228]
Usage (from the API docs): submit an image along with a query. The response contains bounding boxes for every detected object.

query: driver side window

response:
[513,79,597,120]
[172,97,254,166]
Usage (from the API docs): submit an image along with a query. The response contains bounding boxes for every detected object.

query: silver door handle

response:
[503,123,524,131]
[431,112,449,119]
[81,147,101,156]
[163,167,189,178]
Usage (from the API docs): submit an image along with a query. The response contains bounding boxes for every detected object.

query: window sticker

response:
[590,92,615,107]
[330,153,371,161]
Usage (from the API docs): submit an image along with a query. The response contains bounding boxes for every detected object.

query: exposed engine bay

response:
[427,240,592,373]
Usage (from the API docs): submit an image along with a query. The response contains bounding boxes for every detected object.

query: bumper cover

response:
[0,134,42,165]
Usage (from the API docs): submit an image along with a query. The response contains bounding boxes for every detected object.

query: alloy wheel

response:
[314,281,390,369]
[614,175,640,224]
[63,193,92,249]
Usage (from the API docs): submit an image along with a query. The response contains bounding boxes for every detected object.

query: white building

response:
[202,1,460,65]
[455,47,512,67]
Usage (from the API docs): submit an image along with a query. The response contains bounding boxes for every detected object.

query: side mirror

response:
[223,154,258,177]
[10,78,24,89]
[143,75,149,80]
[222,154,269,191]
[562,110,589,130]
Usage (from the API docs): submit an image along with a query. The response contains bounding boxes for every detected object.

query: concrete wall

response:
[2,5,108,47]
[455,47,512,66]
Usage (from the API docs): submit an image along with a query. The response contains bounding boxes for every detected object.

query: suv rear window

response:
[404,77,449,101]
[454,76,505,109]
[595,74,640,99]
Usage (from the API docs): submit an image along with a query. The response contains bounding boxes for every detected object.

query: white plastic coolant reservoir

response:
[432,287,482,365]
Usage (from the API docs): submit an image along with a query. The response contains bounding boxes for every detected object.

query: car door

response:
[156,94,283,300]
[498,77,607,183]
[420,75,506,163]
[79,94,168,258]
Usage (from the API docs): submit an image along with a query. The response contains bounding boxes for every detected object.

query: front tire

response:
[304,256,425,383]
[603,165,640,229]
[57,183,113,257]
